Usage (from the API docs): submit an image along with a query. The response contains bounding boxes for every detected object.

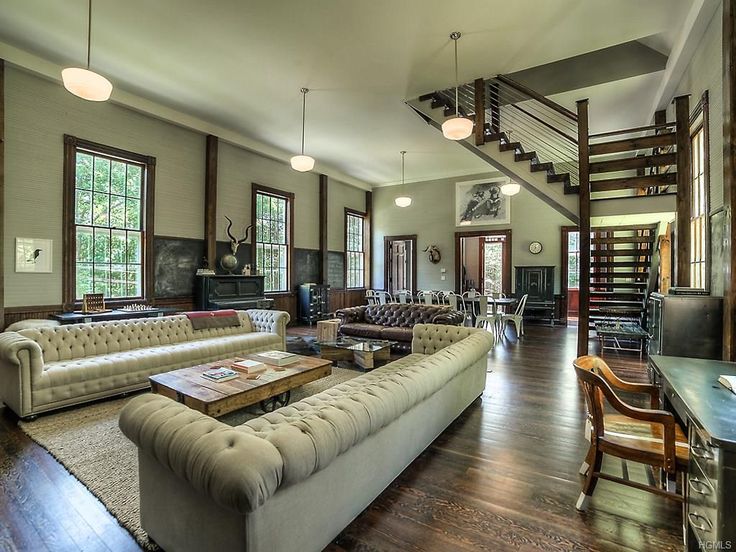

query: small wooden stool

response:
[316,318,341,342]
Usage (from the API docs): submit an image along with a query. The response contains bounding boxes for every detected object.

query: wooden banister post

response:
[204,135,218,270]
[319,174,328,285]
[577,99,591,357]
[723,0,736,360]
[474,78,485,146]
[674,95,692,288]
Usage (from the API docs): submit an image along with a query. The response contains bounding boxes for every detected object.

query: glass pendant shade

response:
[290,154,315,172]
[394,196,412,207]
[442,117,473,140]
[500,182,521,196]
[62,67,112,101]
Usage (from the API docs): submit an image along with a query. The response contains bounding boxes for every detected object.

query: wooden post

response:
[576,99,591,357]
[724,0,736,360]
[365,190,372,290]
[474,78,485,146]
[204,135,218,270]
[319,174,328,285]
[674,95,692,287]
[489,81,500,134]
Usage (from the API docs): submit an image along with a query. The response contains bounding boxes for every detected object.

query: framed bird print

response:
[15,238,53,273]
[456,177,511,226]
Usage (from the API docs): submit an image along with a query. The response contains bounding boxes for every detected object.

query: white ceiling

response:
[0,0,693,187]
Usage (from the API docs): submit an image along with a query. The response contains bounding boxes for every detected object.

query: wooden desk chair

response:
[573,355,687,513]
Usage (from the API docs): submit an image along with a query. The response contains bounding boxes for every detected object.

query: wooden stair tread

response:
[547,173,570,183]
[591,249,652,257]
[592,223,659,232]
[590,274,649,280]
[592,236,654,244]
[589,133,676,155]
[515,151,537,162]
[590,261,652,268]
[589,153,676,174]
[530,162,553,172]
[591,173,676,192]
[499,142,522,152]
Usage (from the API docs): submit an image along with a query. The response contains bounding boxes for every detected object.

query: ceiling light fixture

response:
[290,87,315,172]
[500,181,521,196]
[442,32,473,141]
[61,0,113,102]
[394,151,412,207]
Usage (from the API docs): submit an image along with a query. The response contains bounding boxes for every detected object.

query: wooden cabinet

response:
[515,266,559,325]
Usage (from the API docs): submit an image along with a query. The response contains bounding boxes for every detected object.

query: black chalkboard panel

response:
[294,248,321,287]
[327,251,345,289]
[154,237,205,298]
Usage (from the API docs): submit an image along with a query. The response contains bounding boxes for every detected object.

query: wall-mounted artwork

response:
[15,238,53,273]
[456,178,511,226]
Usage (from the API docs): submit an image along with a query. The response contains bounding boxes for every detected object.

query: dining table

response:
[459,295,518,326]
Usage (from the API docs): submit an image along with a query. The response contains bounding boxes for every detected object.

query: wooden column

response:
[204,135,218,270]
[723,0,736,360]
[674,95,692,287]
[319,174,328,285]
[0,59,4,329]
[365,190,372,290]
[474,78,485,146]
[489,82,500,134]
[576,99,591,357]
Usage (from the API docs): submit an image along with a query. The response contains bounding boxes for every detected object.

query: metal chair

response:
[365,289,378,305]
[500,294,528,338]
[375,291,393,305]
[474,315,498,347]
[417,290,435,305]
[395,290,412,304]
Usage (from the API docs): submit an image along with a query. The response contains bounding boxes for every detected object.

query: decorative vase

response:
[219,253,238,274]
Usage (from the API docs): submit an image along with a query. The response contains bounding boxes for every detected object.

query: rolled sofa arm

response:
[119,394,284,514]
[411,323,493,355]
[432,309,465,326]
[245,309,290,350]
[335,306,367,325]
[0,331,45,418]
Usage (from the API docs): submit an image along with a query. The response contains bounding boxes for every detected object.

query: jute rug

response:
[19,365,358,550]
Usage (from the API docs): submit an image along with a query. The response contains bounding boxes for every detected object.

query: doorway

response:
[455,230,511,294]
[561,226,579,319]
[384,235,417,294]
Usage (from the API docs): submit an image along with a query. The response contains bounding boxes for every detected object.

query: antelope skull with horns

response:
[225,216,253,255]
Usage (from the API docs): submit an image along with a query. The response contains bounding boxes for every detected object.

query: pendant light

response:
[394,151,412,207]
[442,32,473,141]
[61,0,113,102]
[291,88,316,172]
[500,181,521,196]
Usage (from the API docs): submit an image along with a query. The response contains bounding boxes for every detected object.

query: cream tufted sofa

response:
[120,323,493,552]
[0,309,289,419]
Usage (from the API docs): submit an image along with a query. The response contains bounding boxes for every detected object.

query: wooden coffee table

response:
[149,354,332,417]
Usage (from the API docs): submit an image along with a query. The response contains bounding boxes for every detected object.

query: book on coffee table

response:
[231,359,267,374]
[250,351,299,367]
[719,375,736,395]
[201,367,239,382]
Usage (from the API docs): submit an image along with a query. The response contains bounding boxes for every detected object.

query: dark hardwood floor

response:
[0,324,683,551]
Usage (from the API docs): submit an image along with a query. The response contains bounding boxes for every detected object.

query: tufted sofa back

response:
[411,323,489,355]
[17,312,254,363]
[362,304,456,328]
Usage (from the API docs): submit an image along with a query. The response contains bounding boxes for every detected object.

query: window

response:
[482,236,505,295]
[567,231,580,289]
[63,135,154,306]
[253,185,293,293]
[690,92,709,289]
[345,210,365,288]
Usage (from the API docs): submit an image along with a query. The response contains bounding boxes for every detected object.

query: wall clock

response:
[529,241,543,254]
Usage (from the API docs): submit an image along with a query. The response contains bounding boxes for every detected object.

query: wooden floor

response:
[0,324,683,551]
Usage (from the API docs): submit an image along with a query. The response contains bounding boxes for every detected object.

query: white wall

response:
[372,173,574,293]
[328,179,365,252]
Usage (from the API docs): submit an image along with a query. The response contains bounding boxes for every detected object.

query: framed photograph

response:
[15,238,53,273]
[456,178,511,226]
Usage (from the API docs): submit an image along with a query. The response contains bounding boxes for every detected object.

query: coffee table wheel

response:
[260,391,291,413]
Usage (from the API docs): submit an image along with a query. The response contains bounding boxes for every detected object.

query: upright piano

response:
[195,275,274,311]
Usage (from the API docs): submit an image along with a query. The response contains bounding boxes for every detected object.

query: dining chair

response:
[500,294,528,338]
[375,291,393,305]
[417,290,435,305]
[395,290,412,304]
[445,291,463,312]
[573,355,687,513]
[365,289,377,305]
[474,316,497,347]
[485,295,504,339]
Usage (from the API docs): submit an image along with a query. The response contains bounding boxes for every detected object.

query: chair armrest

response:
[0,331,45,418]
[0,331,43,368]
[245,310,290,350]
[432,309,464,326]
[583,355,660,409]
[119,394,284,514]
[335,306,367,325]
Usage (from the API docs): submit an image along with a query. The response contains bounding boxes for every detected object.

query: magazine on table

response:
[201,367,239,382]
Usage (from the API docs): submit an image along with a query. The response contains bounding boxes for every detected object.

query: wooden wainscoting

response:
[270,293,298,322]
[4,305,64,329]
[329,289,366,312]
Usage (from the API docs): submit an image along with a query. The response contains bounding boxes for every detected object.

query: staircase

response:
[589,223,659,329]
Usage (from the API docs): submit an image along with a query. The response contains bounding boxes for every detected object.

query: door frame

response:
[455,229,512,295]
[383,234,417,293]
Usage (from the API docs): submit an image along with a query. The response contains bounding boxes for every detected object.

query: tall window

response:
[482,236,505,294]
[690,92,709,289]
[63,136,154,305]
[253,185,292,293]
[567,231,580,289]
[345,210,365,288]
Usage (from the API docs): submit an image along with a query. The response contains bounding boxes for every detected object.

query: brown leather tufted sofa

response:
[334,303,464,352]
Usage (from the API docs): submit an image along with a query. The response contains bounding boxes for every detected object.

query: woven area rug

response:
[19,365,358,550]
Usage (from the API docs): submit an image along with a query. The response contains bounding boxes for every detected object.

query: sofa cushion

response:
[379,326,413,342]
[363,304,457,327]
[339,323,382,339]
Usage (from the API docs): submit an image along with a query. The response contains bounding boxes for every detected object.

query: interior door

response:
[386,238,414,294]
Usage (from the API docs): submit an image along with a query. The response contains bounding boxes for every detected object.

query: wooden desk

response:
[648,355,736,551]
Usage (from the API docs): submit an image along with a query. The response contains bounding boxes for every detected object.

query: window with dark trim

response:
[253,184,293,293]
[690,92,709,289]
[63,135,155,308]
[345,209,365,289]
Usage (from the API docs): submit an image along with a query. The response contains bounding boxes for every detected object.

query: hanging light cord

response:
[86,0,92,69]
[401,151,406,187]
[300,88,309,155]
[453,36,459,117]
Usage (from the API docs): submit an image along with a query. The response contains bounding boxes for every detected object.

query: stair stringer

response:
[407,99,580,224]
